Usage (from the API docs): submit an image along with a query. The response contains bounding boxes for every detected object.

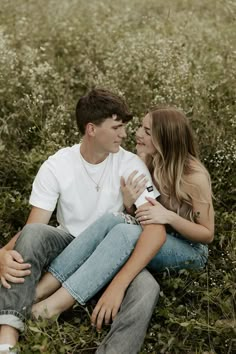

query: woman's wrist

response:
[168,210,177,225]
[111,273,130,291]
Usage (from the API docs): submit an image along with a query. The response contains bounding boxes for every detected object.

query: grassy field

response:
[0,0,235,353]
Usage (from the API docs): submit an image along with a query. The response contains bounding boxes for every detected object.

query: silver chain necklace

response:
[80,154,109,192]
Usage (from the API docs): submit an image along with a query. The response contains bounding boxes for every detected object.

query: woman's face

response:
[136,114,156,156]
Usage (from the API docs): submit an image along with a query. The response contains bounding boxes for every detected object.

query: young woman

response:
[32,107,214,328]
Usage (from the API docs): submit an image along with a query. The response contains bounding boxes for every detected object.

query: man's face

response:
[94,116,127,153]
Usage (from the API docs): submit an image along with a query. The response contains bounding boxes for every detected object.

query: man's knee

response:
[16,224,50,250]
[132,269,160,307]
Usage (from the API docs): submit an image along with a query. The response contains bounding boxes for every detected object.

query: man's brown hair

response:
[76,88,133,135]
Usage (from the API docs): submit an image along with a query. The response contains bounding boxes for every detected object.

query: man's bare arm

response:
[3,207,52,250]
[4,231,22,251]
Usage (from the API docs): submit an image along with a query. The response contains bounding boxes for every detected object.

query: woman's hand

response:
[135,197,172,225]
[120,170,147,209]
[91,281,126,332]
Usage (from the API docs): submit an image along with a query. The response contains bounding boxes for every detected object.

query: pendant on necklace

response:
[96,185,100,192]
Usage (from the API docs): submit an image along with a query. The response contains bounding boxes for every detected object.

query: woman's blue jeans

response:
[49,212,208,305]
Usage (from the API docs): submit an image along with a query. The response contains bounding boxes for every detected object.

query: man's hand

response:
[0,207,51,289]
[0,248,31,289]
[120,171,147,209]
[91,281,126,332]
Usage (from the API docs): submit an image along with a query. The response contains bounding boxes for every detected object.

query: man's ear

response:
[86,123,96,137]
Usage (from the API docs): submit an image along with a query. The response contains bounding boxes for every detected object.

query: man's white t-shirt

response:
[29,144,159,237]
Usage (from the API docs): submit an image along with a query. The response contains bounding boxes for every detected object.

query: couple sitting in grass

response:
[0,89,214,354]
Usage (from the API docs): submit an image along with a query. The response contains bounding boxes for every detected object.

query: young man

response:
[0,89,166,354]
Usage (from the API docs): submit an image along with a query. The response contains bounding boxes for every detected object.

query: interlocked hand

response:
[120,170,147,210]
[0,248,31,288]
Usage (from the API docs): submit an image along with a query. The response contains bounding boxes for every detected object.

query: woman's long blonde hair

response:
[145,107,211,221]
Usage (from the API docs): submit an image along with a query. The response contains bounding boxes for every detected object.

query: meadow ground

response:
[0,0,235,353]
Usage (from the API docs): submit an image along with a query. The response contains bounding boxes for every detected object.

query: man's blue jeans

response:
[0,218,160,354]
[48,212,208,305]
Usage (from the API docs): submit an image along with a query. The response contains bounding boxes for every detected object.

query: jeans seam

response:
[65,230,133,304]
[48,266,67,284]
[85,234,133,302]
[0,310,25,321]
[48,250,92,283]
[64,247,131,305]
[62,282,86,305]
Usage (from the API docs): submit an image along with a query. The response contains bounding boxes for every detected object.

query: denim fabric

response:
[96,269,160,354]
[148,231,208,271]
[49,212,208,306]
[0,215,160,354]
[0,224,74,330]
[48,213,136,304]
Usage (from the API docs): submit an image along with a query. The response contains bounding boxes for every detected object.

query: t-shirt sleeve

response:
[122,156,160,208]
[29,160,60,211]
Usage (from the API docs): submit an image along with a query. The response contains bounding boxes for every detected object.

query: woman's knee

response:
[91,213,125,234]
[110,224,140,247]
[102,212,126,227]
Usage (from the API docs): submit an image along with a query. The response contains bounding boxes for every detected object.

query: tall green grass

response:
[0,0,235,352]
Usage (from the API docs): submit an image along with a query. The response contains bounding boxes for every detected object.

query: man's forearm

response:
[111,224,166,289]
[3,231,21,250]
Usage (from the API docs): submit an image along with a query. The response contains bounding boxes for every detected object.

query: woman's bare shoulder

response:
[186,166,212,201]
[189,169,209,184]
